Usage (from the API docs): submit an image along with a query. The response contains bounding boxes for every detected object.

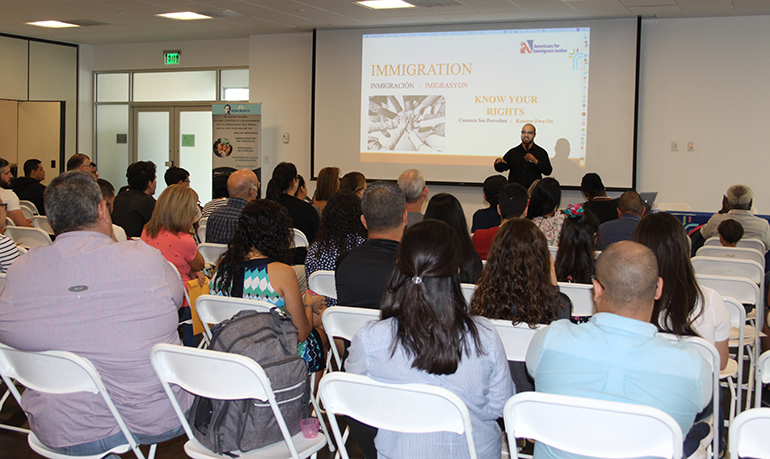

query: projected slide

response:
[361,28,590,168]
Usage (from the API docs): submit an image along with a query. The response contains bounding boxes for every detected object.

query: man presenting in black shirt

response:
[494,123,552,188]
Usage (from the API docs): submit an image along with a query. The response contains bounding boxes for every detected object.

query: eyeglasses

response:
[184,179,191,184]
[592,276,604,290]
[0,203,7,211]
[521,130,535,135]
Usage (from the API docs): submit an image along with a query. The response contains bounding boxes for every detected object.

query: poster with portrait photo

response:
[212,104,261,171]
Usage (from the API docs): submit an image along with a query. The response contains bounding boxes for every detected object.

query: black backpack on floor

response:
[187,308,309,454]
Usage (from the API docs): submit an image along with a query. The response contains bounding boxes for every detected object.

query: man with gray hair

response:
[336,181,407,309]
[397,168,428,228]
[527,241,711,459]
[701,184,770,252]
[206,168,260,244]
[0,171,191,456]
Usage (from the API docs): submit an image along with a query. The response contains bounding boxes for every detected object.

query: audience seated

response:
[346,220,514,459]
[112,160,157,238]
[210,200,326,373]
[397,169,428,228]
[633,212,731,370]
[206,169,259,244]
[65,153,95,177]
[701,184,770,252]
[295,174,312,204]
[580,172,619,224]
[164,166,190,187]
[201,172,230,218]
[305,190,367,306]
[266,162,320,246]
[141,185,205,347]
[471,175,507,233]
[424,193,482,284]
[339,171,367,198]
[336,181,406,309]
[0,171,191,454]
[472,183,528,260]
[555,204,599,284]
[0,157,32,227]
[596,190,645,251]
[11,158,46,215]
[471,218,572,392]
[718,219,743,247]
[0,201,20,273]
[527,177,565,246]
[526,241,712,459]
[313,166,340,213]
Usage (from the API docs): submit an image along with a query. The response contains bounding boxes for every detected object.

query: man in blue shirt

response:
[206,169,259,244]
[596,191,645,251]
[527,241,711,459]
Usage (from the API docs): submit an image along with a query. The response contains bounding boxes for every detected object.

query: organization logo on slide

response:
[520,40,533,54]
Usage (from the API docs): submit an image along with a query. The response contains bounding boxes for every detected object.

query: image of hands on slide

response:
[367,95,446,152]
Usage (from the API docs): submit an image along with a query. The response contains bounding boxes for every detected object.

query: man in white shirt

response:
[0,157,32,227]
[700,184,770,252]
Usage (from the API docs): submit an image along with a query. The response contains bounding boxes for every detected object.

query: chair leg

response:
[147,443,157,459]
[309,373,335,452]
[0,388,31,434]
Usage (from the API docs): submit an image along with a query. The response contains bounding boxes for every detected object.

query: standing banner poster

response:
[212,103,261,174]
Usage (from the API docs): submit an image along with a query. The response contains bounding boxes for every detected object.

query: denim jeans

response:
[48,424,185,456]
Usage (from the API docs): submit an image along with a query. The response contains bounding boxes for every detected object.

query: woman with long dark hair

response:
[312,166,340,213]
[305,190,367,306]
[266,162,320,243]
[211,200,326,372]
[632,212,730,369]
[555,204,599,284]
[471,217,571,392]
[423,193,483,284]
[346,220,514,459]
[526,177,565,246]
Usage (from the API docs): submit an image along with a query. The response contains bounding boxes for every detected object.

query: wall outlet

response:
[282,132,290,144]
[671,141,678,151]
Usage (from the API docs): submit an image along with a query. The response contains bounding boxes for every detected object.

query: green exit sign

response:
[164,51,180,65]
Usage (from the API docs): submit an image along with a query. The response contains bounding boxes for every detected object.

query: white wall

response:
[78,44,94,156]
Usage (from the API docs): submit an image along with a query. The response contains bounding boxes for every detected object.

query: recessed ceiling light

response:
[357,0,415,9]
[156,11,212,20]
[26,20,80,28]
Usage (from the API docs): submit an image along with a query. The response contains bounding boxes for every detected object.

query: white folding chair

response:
[755,350,770,408]
[557,282,594,317]
[696,246,765,269]
[31,216,53,235]
[5,217,14,227]
[319,372,478,459]
[196,217,207,243]
[18,205,34,220]
[729,408,770,459]
[150,344,326,459]
[504,391,683,459]
[308,270,337,299]
[724,296,746,421]
[0,343,154,459]
[195,294,274,342]
[691,256,764,286]
[548,246,558,261]
[112,224,127,242]
[4,226,52,248]
[657,202,692,212]
[0,378,30,434]
[291,229,309,249]
[489,319,546,362]
[0,272,6,294]
[460,283,475,305]
[321,306,379,371]
[197,242,227,265]
[18,200,39,216]
[659,334,719,457]
[705,237,765,254]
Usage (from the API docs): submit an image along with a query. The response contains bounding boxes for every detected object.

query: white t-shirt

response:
[659,285,731,344]
[0,188,21,212]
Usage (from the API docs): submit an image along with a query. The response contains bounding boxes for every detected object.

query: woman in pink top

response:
[142,184,205,346]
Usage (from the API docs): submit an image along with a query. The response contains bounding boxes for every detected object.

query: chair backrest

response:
[18,205,34,220]
[195,294,274,340]
[291,228,309,248]
[656,202,691,212]
[557,282,594,317]
[18,200,39,215]
[0,273,5,294]
[460,283,475,305]
[150,343,302,458]
[757,351,770,409]
[705,236,765,253]
[658,334,720,457]
[0,343,145,458]
[112,224,127,242]
[729,408,770,459]
[489,319,546,362]
[4,226,52,248]
[321,306,380,368]
[308,270,337,299]
[696,274,761,306]
[196,223,207,243]
[691,256,764,285]
[197,242,228,265]
[504,391,683,459]
[30,216,53,235]
[5,217,13,227]
[548,245,558,261]
[696,246,765,268]
[319,372,477,459]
